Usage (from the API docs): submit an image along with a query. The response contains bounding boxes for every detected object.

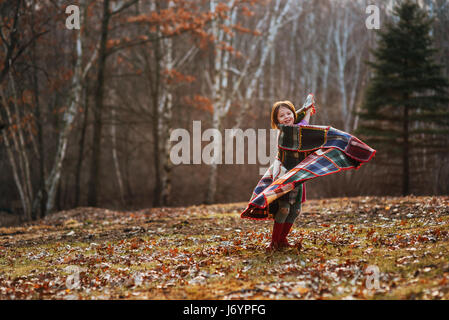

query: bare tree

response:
[205,0,298,204]
[0,78,33,220]
[42,0,99,213]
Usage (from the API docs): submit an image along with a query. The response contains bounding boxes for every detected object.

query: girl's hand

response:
[273,159,281,181]
[272,159,286,181]
[303,108,312,123]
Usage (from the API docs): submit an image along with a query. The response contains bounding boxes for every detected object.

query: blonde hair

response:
[270,100,296,129]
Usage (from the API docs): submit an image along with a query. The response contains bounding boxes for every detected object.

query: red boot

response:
[278,223,294,248]
[266,222,283,252]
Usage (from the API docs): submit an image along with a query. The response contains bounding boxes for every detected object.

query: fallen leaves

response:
[0,196,449,299]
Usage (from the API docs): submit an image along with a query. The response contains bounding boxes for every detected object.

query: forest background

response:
[1,0,448,223]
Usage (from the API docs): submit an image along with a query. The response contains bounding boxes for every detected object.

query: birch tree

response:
[158,33,175,206]
[40,0,100,214]
[0,0,50,219]
[44,13,84,213]
[109,0,209,206]
[0,78,33,220]
[205,0,297,204]
[332,0,368,131]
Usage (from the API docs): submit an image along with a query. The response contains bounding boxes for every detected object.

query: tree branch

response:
[111,0,139,16]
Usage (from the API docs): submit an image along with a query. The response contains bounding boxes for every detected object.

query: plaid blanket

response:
[240,125,376,220]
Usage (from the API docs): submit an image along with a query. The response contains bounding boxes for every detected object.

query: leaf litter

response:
[0,196,448,299]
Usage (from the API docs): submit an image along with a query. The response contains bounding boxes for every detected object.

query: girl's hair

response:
[270,100,296,129]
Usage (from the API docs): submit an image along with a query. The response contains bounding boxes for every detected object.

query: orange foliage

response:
[183,95,214,113]
[127,6,213,37]
[138,35,149,41]
[126,14,150,24]
[217,41,242,58]
[220,24,234,37]
[106,39,121,49]
[241,6,255,17]
[215,3,230,17]
[232,23,255,35]
[163,69,196,85]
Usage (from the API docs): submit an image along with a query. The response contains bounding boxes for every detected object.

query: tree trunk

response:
[319,23,332,124]
[333,5,352,131]
[1,71,33,220]
[0,86,31,220]
[205,0,226,204]
[31,1,47,219]
[206,111,221,204]
[111,104,125,206]
[10,73,33,220]
[151,97,162,207]
[234,0,295,129]
[123,128,133,206]
[403,103,410,196]
[87,0,111,206]
[75,83,89,207]
[150,0,162,207]
[45,13,84,213]
[205,0,295,203]
[36,0,97,213]
[159,32,174,206]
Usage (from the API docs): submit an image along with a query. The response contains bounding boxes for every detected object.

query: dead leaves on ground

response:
[0,196,449,299]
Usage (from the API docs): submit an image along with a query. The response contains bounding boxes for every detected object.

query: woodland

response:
[1,0,449,301]
[1,0,448,223]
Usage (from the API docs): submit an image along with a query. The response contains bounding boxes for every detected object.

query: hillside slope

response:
[0,196,448,300]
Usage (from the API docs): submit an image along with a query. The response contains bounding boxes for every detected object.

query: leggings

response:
[274,183,303,224]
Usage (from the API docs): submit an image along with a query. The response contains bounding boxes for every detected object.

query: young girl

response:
[240,94,376,252]
[268,100,313,251]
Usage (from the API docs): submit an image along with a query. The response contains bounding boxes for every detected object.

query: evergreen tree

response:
[357,0,449,196]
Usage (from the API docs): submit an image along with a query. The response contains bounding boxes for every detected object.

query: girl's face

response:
[277,106,294,126]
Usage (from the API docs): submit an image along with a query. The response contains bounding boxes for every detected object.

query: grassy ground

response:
[0,195,448,300]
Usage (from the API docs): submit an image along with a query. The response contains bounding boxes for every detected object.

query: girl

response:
[240,94,376,252]
[267,100,313,251]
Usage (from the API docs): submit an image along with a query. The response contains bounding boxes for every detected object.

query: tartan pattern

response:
[278,149,311,170]
[324,148,355,168]
[278,125,298,150]
[278,125,375,163]
[324,128,352,150]
[241,126,376,221]
[300,126,328,151]
[278,124,328,152]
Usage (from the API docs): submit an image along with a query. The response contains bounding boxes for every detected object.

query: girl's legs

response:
[286,198,302,224]
[274,196,290,224]
[267,184,303,251]
[267,195,290,252]
[279,184,303,247]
